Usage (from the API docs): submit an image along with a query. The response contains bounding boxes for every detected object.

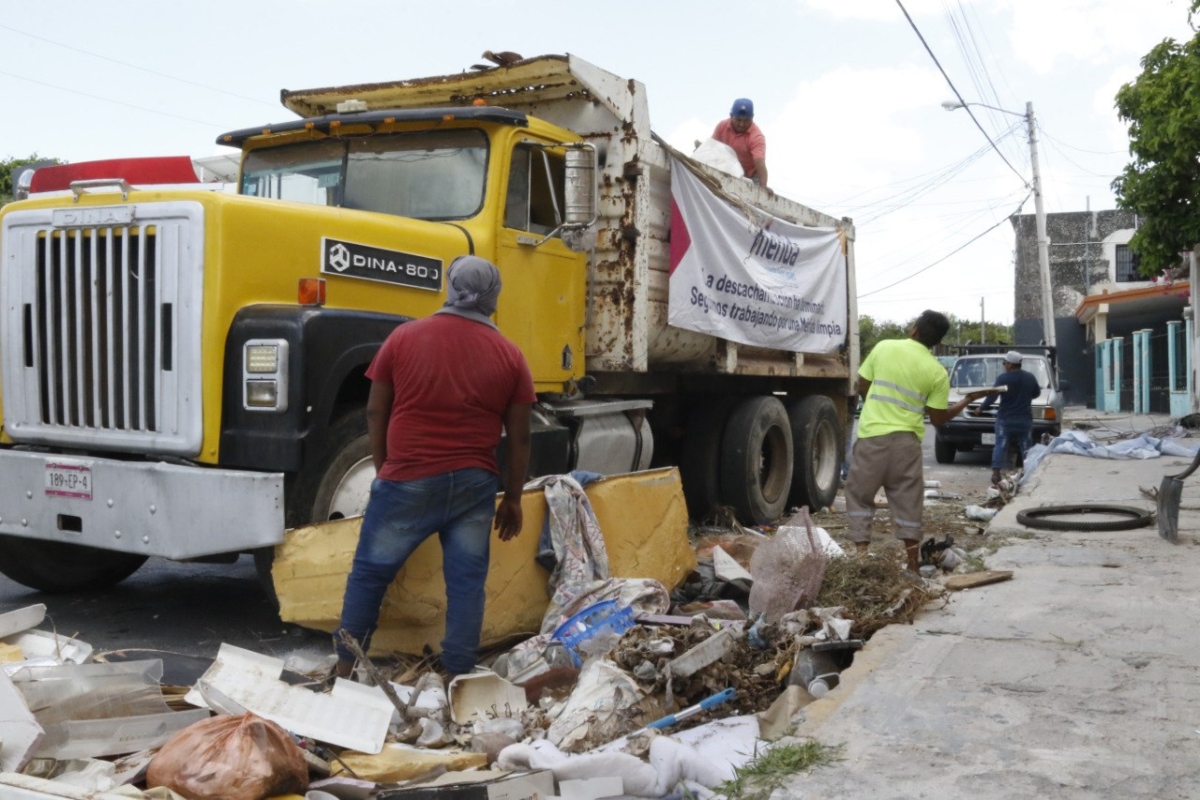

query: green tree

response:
[1112,5,1200,274]
[0,154,63,205]
[859,314,909,358]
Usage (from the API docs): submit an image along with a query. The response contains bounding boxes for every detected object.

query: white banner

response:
[668,159,848,354]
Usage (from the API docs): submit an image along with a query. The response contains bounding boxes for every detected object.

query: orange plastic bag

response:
[147,712,308,800]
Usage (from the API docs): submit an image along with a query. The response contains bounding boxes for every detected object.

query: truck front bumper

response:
[0,448,284,559]
[937,419,1061,448]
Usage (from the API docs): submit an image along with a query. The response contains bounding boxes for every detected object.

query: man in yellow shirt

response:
[845,310,992,572]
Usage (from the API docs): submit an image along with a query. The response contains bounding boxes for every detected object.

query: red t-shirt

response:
[712,118,767,179]
[366,314,536,482]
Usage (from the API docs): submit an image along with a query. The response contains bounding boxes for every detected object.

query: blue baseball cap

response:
[731,98,754,118]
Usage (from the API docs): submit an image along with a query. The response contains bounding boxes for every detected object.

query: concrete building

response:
[1011,209,1189,410]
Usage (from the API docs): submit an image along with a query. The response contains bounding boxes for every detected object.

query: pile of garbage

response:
[0,506,952,800]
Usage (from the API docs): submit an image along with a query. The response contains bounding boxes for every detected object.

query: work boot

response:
[991,470,1002,486]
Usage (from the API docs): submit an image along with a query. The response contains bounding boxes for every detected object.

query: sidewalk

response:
[784,409,1200,798]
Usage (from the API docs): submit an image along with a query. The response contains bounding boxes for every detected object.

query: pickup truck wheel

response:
[934,435,956,464]
[256,410,374,598]
[679,397,735,520]
[0,537,147,593]
[719,396,794,524]
[786,395,843,511]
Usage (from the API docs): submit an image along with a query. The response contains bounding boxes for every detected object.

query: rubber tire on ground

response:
[679,397,735,521]
[786,395,843,511]
[934,435,957,464]
[1015,504,1153,532]
[255,410,374,598]
[0,536,147,593]
[719,396,794,525]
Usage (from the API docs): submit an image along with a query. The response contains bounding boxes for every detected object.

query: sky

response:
[2,0,1195,325]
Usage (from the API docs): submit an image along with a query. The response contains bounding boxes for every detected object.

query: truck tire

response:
[679,397,735,520]
[256,410,374,597]
[934,435,956,464]
[719,396,794,524]
[786,395,843,511]
[0,537,147,593]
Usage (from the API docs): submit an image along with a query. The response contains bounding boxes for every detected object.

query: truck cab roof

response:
[216,106,529,148]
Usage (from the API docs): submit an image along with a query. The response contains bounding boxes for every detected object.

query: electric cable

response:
[895,0,1029,188]
[0,67,215,127]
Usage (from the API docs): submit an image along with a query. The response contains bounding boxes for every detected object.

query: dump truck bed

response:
[282,54,858,380]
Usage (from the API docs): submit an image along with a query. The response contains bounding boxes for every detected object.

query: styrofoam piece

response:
[0,670,44,772]
[3,630,93,666]
[331,677,447,726]
[0,771,132,798]
[0,606,46,640]
[33,709,210,761]
[184,643,392,753]
[448,671,528,725]
[711,547,752,583]
[668,628,740,679]
[558,776,625,799]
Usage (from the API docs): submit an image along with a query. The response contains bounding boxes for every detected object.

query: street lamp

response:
[942,99,1056,348]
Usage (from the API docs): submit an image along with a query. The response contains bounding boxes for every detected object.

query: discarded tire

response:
[1015,504,1153,532]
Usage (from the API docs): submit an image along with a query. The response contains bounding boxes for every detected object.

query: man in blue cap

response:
[713,98,768,187]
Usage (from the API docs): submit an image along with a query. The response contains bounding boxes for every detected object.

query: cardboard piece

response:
[667,628,739,679]
[333,744,488,783]
[448,672,527,726]
[3,631,93,668]
[184,644,392,754]
[374,769,555,800]
[274,468,696,656]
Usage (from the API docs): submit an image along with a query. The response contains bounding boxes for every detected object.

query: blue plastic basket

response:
[551,599,635,667]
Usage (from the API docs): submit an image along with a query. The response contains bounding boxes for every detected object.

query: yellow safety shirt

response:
[857,338,949,441]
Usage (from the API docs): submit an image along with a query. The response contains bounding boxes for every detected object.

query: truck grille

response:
[33,227,165,431]
[2,202,205,455]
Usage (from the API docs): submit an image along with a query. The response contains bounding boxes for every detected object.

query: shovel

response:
[1157,447,1200,542]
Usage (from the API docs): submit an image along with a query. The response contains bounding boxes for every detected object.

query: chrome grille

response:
[2,202,205,456]
[33,227,163,431]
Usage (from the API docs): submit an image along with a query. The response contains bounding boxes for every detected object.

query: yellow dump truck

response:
[0,55,858,593]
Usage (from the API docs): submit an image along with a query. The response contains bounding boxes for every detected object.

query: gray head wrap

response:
[434,255,501,328]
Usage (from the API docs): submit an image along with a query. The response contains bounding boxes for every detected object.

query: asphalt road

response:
[0,424,996,669]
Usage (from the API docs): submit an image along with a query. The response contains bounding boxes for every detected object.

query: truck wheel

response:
[786,395,843,511]
[256,410,374,597]
[679,397,735,520]
[719,396,794,524]
[934,435,956,464]
[0,537,147,593]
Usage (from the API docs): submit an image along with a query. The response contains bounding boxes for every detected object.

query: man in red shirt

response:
[713,98,768,187]
[335,256,535,678]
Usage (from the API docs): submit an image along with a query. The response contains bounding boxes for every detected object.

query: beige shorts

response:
[844,431,924,543]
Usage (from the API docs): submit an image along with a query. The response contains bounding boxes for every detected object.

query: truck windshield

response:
[239,130,488,220]
[951,357,1052,389]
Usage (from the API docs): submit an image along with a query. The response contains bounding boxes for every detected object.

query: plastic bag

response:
[146,712,308,800]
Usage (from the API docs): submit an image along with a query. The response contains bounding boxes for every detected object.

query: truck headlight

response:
[243,339,289,412]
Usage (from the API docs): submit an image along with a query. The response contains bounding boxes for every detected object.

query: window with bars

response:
[1115,244,1141,282]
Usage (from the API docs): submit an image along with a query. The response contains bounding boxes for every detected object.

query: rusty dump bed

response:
[282,54,858,380]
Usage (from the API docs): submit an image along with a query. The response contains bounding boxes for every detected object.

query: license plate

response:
[981,433,996,445]
[45,461,92,500]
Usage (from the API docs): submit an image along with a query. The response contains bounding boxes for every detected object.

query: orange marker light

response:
[472,98,487,107]
[298,278,326,306]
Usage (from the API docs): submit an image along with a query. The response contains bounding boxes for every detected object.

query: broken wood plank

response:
[945,570,1014,591]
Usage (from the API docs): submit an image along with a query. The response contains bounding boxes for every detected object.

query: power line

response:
[858,191,1031,298]
[0,23,275,108]
[895,0,1029,188]
[0,68,215,128]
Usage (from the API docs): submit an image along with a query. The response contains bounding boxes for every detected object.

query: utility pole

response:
[980,297,986,344]
[942,99,1056,348]
[1027,101,1056,348]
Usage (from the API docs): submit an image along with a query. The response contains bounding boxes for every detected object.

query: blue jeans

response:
[337,468,499,675]
[992,419,1033,471]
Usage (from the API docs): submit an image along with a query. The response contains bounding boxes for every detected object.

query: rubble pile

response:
[0,470,1014,799]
